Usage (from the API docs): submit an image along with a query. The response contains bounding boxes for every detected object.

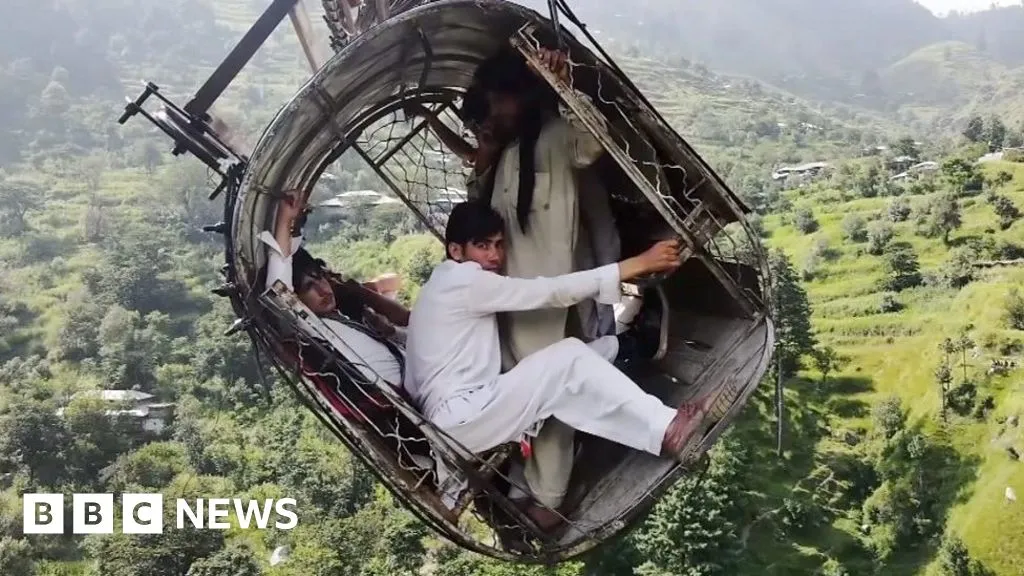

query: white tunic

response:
[404,259,677,462]
[403,259,621,419]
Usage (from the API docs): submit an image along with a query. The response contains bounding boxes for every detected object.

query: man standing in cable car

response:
[403,201,715,530]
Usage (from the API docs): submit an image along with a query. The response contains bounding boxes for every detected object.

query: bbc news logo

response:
[23,494,298,534]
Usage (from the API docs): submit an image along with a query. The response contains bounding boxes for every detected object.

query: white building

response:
[317,190,402,211]
[771,161,830,182]
[58,390,175,434]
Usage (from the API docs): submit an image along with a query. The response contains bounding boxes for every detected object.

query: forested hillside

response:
[1,1,1023,576]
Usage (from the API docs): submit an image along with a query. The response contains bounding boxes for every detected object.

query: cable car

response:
[117,0,774,563]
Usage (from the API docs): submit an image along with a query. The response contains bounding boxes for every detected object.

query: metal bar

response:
[547,0,564,49]
[351,142,444,243]
[185,0,300,116]
[288,0,327,73]
[339,0,357,35]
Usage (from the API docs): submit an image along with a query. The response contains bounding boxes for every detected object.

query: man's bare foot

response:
[661,394,716,458]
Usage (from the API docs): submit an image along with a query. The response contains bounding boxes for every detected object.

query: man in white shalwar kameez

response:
[403,201,714,529]
[464,47,647,519]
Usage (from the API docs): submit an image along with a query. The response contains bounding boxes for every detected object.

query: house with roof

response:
[58,390,175,434]
[889,160,939,182]
[771,162,831,185]
[317,190,402,211]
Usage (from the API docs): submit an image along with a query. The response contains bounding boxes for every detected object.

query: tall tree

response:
[769,250,816,377]
[0,178,43,237]
[923,194,962,244]
[813,346,845,384]
[985,116,1007,151]
[892,137,919,159]
[0,401,70,487]
[632,437,747,576]
[963,116,984,143]
[955,333,974,384]
[880,242,923,292]
[941,159,982,197]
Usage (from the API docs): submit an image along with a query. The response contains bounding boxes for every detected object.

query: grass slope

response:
[761,160,1024,575]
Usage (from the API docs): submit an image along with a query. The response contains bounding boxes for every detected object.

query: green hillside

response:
[1,1,1023,576]
[762,158,1024,575]
[878,41,1024,132]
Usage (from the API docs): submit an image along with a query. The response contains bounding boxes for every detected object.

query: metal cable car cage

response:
[118,0,775,563]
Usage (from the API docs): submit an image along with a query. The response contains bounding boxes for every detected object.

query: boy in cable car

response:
[261,189,409,386]
[404,200,715,531]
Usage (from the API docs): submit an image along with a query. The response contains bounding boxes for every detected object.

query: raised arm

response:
[465,239,682,315]
[262,189,306,291]
[407,103,477,163]
[465,263,620,314]
[533,48,606,168]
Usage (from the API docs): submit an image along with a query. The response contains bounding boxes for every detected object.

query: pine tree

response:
[632,437,747,576]
[769,250,816,377]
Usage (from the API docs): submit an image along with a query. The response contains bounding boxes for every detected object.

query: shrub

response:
[842,214,867,242]
[866,221,894,255]
[880,242,923,292]
[795,207,819,234]
[879,293,903,313]
[947,382,977,416]
[873,396,906,439]
[812,235,839,261]
[987,193,1021,230]
[941,248,976,289]
[973,396,995,420]
[802,251,821,281]
[888,197,912,222]
[993,240,1024,260]
[1004,288,1024,330]
[747,213,767,237]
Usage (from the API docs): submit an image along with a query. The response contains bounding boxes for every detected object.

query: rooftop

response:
[72,390,155,402]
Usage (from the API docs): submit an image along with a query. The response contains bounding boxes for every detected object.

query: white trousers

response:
[429,338,677,475]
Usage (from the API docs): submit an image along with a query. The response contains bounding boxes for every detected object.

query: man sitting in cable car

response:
[261,189,409,387]
[404,200,715,530]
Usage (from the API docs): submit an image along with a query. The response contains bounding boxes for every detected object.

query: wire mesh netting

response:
[347,101,472,239]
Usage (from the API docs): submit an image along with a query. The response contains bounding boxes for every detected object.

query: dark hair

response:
[459,83,488,130]
[472,48,558,233]
[444,201,505,255]
[291,247,364,319]
[291,247,323,292]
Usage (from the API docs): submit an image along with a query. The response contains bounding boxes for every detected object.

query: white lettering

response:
[176,499,204,529]
[274,498,298,530]
[207,498,231,529]
[123,494,163,534]
[233,499,274,529]
[72,494,113,534]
